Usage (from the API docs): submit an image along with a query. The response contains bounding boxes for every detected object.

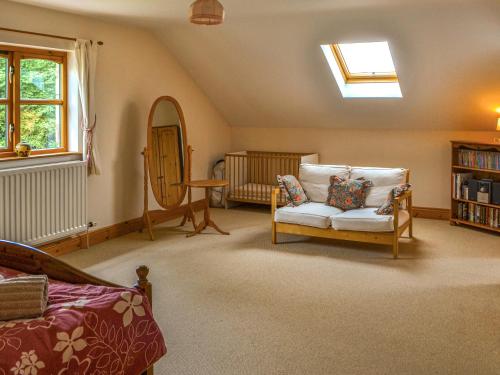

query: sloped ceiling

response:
[9,0,500,130]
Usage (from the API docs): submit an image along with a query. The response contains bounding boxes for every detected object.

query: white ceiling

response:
[9,0,465,22]
[10,0,500,130]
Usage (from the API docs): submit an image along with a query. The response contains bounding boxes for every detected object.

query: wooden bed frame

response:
[0,240,156,375]
[271,188,413,258]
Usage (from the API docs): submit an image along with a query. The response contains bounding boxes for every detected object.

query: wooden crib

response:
[224,151,318,206]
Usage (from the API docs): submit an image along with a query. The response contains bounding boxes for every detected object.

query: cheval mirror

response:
[143,96,192,240]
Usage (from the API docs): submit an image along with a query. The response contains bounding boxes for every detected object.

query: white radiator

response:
[0,161,87,245]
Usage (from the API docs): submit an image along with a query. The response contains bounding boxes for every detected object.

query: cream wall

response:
[0,0,231,228]
[231,128,499,209]
[1,0,496,227]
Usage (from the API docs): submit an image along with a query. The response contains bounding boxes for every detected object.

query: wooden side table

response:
[183,179,229,237]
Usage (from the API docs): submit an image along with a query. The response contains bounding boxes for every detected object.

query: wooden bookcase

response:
[450,140,500,233]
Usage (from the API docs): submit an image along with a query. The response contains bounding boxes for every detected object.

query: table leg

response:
[181,186,197,231]
[187,187,229,237]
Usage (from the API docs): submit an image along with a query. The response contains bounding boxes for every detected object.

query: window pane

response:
[21,105,61,150]
[0,56,7,99]
[20,59,61,100]
[338,42,396,75]
[0,105,6,148]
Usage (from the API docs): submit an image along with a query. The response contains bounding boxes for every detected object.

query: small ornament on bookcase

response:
[477,180,492,204]
[462,183,469,200]
[452,172,472,199]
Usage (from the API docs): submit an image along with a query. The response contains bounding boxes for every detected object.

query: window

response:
[321,41,402,98]
[0,45,67,157]
[331,42,398,83]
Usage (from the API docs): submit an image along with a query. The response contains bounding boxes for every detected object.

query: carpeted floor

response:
[61,207,500,375]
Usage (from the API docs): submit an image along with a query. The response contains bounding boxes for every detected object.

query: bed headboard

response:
[0,240,119,286]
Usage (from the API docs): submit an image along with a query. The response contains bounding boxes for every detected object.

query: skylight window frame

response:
[330,44,398,84]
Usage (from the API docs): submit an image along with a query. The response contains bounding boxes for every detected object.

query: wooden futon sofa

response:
[271,164,413,258]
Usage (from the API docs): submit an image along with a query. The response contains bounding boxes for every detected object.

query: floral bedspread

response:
[0,266,166,375]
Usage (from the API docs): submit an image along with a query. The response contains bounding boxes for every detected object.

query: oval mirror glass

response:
[147,96,187,209]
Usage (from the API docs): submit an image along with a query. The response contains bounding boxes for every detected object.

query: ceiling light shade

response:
[189,0,225,25]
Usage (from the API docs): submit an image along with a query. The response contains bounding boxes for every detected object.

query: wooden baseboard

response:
[413,206,450,220]
[38,202,449,257]
[39,199,206,257]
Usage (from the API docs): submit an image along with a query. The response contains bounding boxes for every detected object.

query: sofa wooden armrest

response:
[271,187,280,244]
[392,189,413,223]
[394,189,412,204]
[392,189,413,258]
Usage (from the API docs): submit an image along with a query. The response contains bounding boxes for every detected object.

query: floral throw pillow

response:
[326,176,373,210]
[376,183,412,215]
[277,175,309,206]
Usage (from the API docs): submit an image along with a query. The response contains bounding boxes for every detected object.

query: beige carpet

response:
[62,207,500,375]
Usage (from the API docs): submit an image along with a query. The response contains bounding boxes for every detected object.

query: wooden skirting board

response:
[413,206,450,220]
[38,202,450,257]
[39,199,206,257]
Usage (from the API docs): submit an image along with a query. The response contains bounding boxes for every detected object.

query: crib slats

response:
[225,151,314,206]
[260,155,263,202]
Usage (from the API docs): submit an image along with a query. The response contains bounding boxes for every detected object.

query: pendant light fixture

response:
[189,0,225,25]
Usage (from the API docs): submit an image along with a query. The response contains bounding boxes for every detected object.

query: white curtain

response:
[75,39,100,175]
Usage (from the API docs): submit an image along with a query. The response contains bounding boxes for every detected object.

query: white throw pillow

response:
[350,167,408,207]
[299,164,350,203]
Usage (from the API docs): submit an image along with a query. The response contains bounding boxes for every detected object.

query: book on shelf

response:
[457,149,500,170]
[452,173,472,199]
[456,202,500,228]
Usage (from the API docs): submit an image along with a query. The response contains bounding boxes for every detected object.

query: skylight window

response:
[321,41,402,98]
[333,42,397,82]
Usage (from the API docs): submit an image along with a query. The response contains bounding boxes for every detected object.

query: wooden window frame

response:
[330,44,398,84]
[0,44,68,158]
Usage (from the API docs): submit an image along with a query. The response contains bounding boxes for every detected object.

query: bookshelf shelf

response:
[452,165,500,174]
[450,219,500,233]
[452,198,500,209]
[450,141,500,233]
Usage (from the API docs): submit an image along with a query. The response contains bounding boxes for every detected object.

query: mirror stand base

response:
[143,211,155,241]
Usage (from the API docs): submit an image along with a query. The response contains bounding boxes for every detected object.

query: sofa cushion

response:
[275,202,344,229]
[327,176,373,210]
[350,167,408,207]
[299,164,350,203]
[277,175,309,206]
[330,208,410,232]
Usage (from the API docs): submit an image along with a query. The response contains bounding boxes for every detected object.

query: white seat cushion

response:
[275,202,344,229]
[330,208,410,232]
[299,164,350,203]
[350,167,408,207]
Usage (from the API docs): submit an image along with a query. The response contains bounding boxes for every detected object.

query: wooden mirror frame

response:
[146,96,188,211]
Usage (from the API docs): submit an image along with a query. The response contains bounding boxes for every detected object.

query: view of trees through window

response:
[20,58,61,150]
[0,47,66,155]
[0,56,6,148]
[0,105,5,148]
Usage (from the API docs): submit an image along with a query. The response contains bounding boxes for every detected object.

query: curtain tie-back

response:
[82,115,97,174]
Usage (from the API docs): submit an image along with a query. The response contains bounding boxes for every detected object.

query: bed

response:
[0,240,166,375]
[225,151,319,206]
